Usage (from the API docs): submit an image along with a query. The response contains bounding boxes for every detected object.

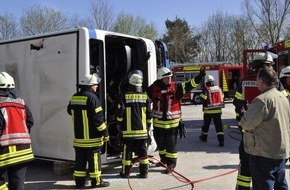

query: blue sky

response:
[1,0,243,34]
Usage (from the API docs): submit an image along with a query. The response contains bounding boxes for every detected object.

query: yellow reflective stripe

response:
[73,138,103,147]
[190,78,198,88]
[222,69,228,92]
[70,96,87,105]
[82,110,89,139]
[142,107,146,129]
[237,174,252,187]
[0,146,34,167]
[201,131,208,135]
[235,91,242,100]
[147,119,152,124]
[200,93,207,99]
[126,107,131,131]
[89,152,101,185]
[117,117,123,122]
[71,110,74,121]
[95,106,102,113]
[139,158,149,164]
[181,83,186,94]
[0,183,8,190]
[125,94,147,100]
[153,118,180,129]
[74,170,86,177]
[166,152,177,159]
[216,132,224,135]
[97,123,106,131]
[203,108,222,114]
[159,149,166,155]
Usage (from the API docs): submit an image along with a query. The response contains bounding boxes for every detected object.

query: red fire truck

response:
[171,62,244,104]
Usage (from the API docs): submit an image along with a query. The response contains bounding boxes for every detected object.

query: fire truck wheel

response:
[193,94,201,104]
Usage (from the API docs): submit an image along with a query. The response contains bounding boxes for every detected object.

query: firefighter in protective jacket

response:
[199,74,225,146]
[0,72,34,190]
[146,66,205,173]
[279,66,290,100]
[116,70,152,178]
[233,52,274,190]
[67,73,110,189]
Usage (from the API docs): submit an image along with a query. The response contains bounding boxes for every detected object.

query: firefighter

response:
[67,73,110,189]
[279,66,290,99]
[199,74,225,146]
[233,52,274,190]
[0,72,34,190]
[146,66,205,173]
[116,70,152,178]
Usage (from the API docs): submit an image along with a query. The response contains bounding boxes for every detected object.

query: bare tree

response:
[20,5,69,36]
[88,0,115,30]
[243,0,290,45]
[113,12,158,40]
[0,13,18,40]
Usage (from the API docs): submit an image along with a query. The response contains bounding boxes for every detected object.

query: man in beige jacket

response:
[240,67,290,190]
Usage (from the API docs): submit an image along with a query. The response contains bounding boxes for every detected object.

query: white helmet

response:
[279,66,290,78]
[157,67,172,80]
[204,74,215,84]
[79,73,101,85]
[128,70,143,87]
[249,52,274,69]
[0,72,15,89]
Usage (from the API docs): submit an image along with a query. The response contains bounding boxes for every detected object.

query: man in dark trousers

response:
[116,70,152,178]
[146,66,205,173]
[67,73,110,189]
[0,72,34,190]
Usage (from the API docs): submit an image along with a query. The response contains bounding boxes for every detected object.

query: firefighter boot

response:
[199,134,207,142]
[139,163,148,178]
[218,134,224,147]
[120,165,131,178]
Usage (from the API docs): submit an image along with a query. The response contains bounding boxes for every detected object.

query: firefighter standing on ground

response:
[233,52,274,190]
[116,70,152,178]
[199,74,225,146]
[0,72,34,190]
[146,66,205,173]
[67,73,110,189]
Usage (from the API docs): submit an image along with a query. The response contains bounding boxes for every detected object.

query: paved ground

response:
[20,103,290,189]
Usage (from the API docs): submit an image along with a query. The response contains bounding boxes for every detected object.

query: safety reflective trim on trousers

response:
[70,96,88,105]
[216,132,224,136]
[139,158,149,164]
[159,149,166,155]
[97,123,106,131]
[74,170,86,177]
[237,174,251,187]
[90,152,101,185]
[95,106,103,114]
[181,83,186,94]
[201,132,208,135]
[0,183,8,190]
[0,152,34,167]
[166,152,177,159]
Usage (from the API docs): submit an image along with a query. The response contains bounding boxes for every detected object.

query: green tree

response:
[161,17,200,63]
[0,13,18,40]
[20,5,69,36]
[113,12,158,40]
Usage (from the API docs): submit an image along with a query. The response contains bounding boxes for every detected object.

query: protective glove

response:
[199,66,206,77]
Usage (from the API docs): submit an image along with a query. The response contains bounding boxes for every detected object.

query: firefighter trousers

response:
[121,138,148,177]
[73,147,102,187]
[153,127,178,169]
[0,162,27,190]
[201,113,224,143]
[236,139,252,190]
